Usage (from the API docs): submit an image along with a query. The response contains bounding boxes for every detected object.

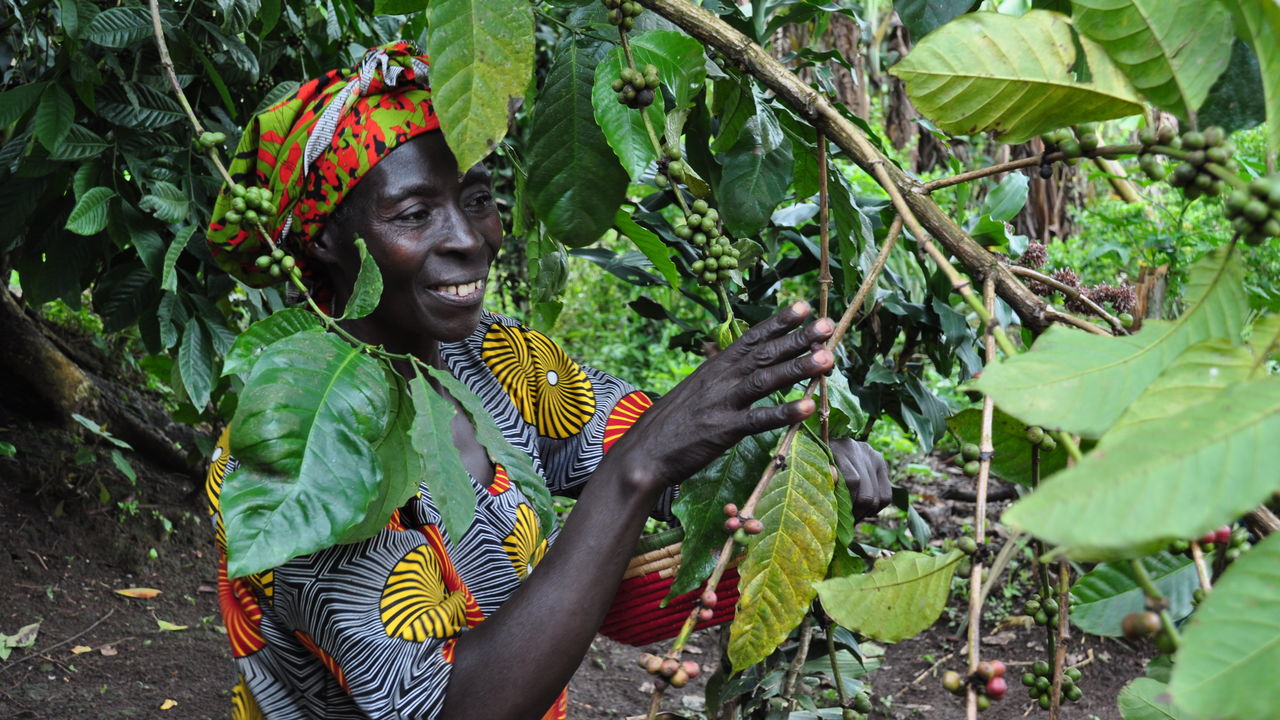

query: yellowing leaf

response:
[114,587,161,599]
[71,645,93,655]
[815,550,963,642]
[159,699,178,710]
[155,619,188,632]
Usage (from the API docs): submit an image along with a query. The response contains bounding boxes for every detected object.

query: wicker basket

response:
[599,527,743,646]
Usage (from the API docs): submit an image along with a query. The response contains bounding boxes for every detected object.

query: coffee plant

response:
[2,0,1278,718]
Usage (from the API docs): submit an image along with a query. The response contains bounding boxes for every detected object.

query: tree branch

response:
[1008,266,1126,334]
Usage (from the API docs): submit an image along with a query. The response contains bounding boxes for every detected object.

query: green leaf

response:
[160,225,195,293]
[890,10,1143,142]
[1070,553,1199,637]
[629,30,707,111]
[71,413,133,449]
[1217,0,1280,156]
[1002,377,1280,559]
[975,247,1248,437]
[342,237,383,320]
[421,365,556,539]
[1119,678,1202,720]
[980,173,1028,222]
[84,6,156,48]
[140,181,189,224]
[728,432,837,671]
[591,45,666,179]
[0,82,45,128]
[223,308,324,378]
[375,0,428,13]
[99,83,184,129]
[65,186,115,236]
[34,84,74,152]
[710,75,754,153]
[407,372,476,543]
[1172,530,1280,712]
[668,430,780,600]
[50,124,108,161]
[815,550,963,643]
[224,332,391,577]
[946,407,1075,487]
[1069,0,1233,118]
[615,207,680,288]
[426,0,534,171]
[1169,531,1280,719]
[252,81,301,116]
[1198,40,1267,135]
[179,319,214,409]
[718,112,793,237]
[895,0,979,40]
[0,441,14,457]
[527,38,627,248]
[110,449,137,485]
[1101,339,1254,448]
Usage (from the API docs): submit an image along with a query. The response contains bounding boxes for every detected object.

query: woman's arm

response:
[441,302,834,720]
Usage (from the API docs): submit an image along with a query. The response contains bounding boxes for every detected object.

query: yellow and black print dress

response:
[206,312,659,720]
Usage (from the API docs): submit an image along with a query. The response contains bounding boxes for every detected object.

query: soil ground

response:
[0,417,1152,720]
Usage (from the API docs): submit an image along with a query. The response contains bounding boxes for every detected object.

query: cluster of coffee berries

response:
[1024,589,1061,627]
[253,247,300,282]
[1167,127,1237,200]
[637,653,700,688]
[678,199,741,286]
[1225,176,1280,246]
[1038,126,1098,176]
[602,0,643,30]
[1024,426,1057,453]
[1021,660,1084,708]
[1135,125,1178,181]
[941,660,1007,710]
[958,442,982,477]
[611,64,659,109]
[1169,524,1251,560]
[194,130,227,151]
[722,503,763,544]
[224,184,275,228]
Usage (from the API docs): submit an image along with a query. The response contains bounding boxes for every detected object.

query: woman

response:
[205,43,890,720]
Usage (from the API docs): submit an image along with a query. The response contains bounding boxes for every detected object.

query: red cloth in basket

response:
[599,568,741,646]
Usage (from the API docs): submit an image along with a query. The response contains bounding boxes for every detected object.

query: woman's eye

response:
[400,208,430,222]
[467,192,494,210]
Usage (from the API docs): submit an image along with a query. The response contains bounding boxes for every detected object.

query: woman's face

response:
[320,131,503,347]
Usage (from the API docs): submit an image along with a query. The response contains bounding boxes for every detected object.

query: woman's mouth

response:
[430,279,485,302]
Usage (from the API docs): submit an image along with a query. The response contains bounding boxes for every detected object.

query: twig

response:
[1044,309,1112,336]
[1129,559,1180,650]
[1048,560,1071,720]
[0,608,116,676]
[921,145,1143,192]
[1008,266,1126,334]
[1190,542,1213,592]
[826,623,851,711]
[781,617,815,709]
[955,532,1025,636]
[965,276,998,720]
[817,133,832,445]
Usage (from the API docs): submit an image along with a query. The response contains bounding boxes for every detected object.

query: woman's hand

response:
[830,438,892,520]
[603,301,835,491]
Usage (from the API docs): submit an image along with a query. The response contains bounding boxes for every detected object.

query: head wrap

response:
[206,42,439,286]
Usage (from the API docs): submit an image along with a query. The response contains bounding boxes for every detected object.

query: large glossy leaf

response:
[815,550,963,643]
[139,181,189,224]
[407,372,475,543]
[223,308,324,378]
[34,84,74,151]
[526,38,626,248]
[179,319,214,409]
[947,407,1074,487]
[718,112,793,237]
[1199,40,1267,135]
[592,46,665,179]
[341,237,382,320]
[426,0,534,171]
[0,82,45,128]
[975,247,1248,437]
[615,207,680,288]
[64,186,115,236]
[728,432,837,671]
[159,225,194,293]
[50,124,108,161]
[1070,553,1199,637]
[895,0,979,40]
[890,10,1143,142]
[84,6,155,48]
[1119,678,1202,720]
[629,30,707,111]
[1069,0,1233,118]
[421,365,555,538]
[1218,0,1280,155]
[668,430,780,600]
[99,83,184,129]
[224,332,392,577]
[1169,532,1280,719]
[1002,376,1280,559]
[1100,339,1253,448]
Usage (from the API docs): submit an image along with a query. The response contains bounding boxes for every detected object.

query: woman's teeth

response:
[436,280,483,297]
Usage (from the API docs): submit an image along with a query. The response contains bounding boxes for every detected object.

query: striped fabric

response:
[206,311,661,719]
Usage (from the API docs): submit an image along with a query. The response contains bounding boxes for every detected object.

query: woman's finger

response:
[737,349,833,401]
[728,301,811,355]
[747,317,835,370]
[742,398,816,434]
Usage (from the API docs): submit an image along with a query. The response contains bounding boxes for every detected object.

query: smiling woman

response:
[202,42,888,720]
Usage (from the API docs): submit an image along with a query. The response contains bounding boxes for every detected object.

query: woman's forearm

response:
[439,457,663,720]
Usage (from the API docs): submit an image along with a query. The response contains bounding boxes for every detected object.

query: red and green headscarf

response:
[206,42,439,287]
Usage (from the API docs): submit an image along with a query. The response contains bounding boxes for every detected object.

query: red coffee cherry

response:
[743,518,764,534]
[724,516,742,533]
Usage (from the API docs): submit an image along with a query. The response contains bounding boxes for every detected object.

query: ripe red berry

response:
[988,660,1006,678]
[724,516,742,532]
[1200,530,1217,545]
[743,518,764,534]
[723,503,739,517]
[681,660,701,679]
[985,675,1006,699]
[1214,525,1232,545]
[697,606,715,622]
[700,589,718,608]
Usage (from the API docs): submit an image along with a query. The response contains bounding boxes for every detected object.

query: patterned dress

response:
[206,311,658,719]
